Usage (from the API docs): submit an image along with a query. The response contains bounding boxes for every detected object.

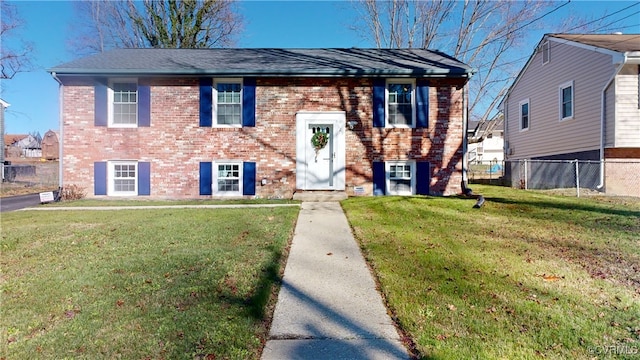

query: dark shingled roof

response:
[550,34,640,53]
[49,48,474,78]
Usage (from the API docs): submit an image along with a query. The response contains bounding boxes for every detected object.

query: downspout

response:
[51,72,64,192]
[461,82,469,192]
[598,56,626,189]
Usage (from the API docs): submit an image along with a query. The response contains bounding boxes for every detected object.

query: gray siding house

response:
[501,33,640,195]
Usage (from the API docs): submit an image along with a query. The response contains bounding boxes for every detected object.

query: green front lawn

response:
[1,206,299,359]
[342,185,640,359]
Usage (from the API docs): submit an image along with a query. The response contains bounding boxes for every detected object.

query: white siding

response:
[505,39,617,159]
[605,80,615,148]
[614,64,640,147]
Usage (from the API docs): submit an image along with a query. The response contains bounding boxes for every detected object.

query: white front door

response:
[296,112,345,190]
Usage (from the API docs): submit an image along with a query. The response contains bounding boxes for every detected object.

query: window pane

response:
[390,179,411,193]
[113,163,136,193]
[521,103,529,129]
[112,82,137,125]
[562,86,572,118]
[388,83,413,126]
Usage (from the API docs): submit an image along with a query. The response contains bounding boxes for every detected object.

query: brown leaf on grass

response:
[448,304,457,311]
[486,306,497,313]
[541,274,563,282]
[436,334,448,341]
[116,299,124,307]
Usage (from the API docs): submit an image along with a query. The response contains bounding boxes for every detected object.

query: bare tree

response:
[68,0,242,54]
[1,2,33,79]
[350,0,569,122]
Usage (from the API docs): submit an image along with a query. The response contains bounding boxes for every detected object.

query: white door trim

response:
[296,111,346,190]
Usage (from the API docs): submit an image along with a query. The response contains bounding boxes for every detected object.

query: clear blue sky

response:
[2,0,639,135]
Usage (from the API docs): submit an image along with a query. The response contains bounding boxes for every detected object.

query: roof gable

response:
[49,48,474,78]
[499,33,640,110]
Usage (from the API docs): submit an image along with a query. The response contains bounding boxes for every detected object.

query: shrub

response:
[61,184,86,201]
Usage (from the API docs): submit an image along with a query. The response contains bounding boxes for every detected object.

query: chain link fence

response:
[469,159,640,197]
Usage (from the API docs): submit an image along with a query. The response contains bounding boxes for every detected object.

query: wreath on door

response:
[311,131,329,150]
[311,131,329,162]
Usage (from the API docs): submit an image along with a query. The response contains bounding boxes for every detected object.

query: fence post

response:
[575,159,580,198]
[524,159,528,190]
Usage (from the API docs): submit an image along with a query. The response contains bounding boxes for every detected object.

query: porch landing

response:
[292,191,348,202]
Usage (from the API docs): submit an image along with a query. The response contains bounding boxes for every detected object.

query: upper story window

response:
[214,79,242,126]
[110,81,138,127]
[559,81,574,121]
[386,79,415,127]
[542,41,550,64]
[519,99,530,131]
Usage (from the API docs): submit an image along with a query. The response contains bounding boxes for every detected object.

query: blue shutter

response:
[95,79,108,127]
[416,80,429,128]
[372,161,386,196]
[199,78,212,127]
[243,162,256,195]
[94,161,107,195]
[138,162,151,195]
[373,79,386,128]
[416,161,430,195]
[199,162,212,195]
[242,78,256,127]
[138,84,151,127]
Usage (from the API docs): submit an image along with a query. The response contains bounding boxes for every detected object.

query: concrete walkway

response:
[261,202,410,360]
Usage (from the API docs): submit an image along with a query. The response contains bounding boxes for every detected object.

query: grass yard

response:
[1,206,299,359]
[342,185,640,359]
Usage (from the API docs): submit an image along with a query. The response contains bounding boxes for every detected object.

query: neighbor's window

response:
[559,81,574,121]
[542,41,550,64]
[110,81,138,126]
[108,161,137,196]
[519,99,530,131]
[386,161,415,195]
[214,79,242,126]
[386,79,415,127]
[216,162,242,195]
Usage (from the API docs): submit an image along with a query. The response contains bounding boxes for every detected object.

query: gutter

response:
[51,72,64,191]
[47,68,476,79]
[598,56,626,189]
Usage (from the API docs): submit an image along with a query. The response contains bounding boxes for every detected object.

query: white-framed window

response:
[214,161,243,196]
[108,161,137,196]
[109,79,138,127]
[386,161,416,195]
[559,81,574,121]
[386,79,416,128]
[542,41,550,65]
[519,99,530,131]
[214,79,242,126]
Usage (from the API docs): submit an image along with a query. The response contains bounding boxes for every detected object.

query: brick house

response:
[49,49,473,199]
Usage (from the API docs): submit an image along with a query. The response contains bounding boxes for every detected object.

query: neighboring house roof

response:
[550,34,640,52]
[499,33,640,110]
[4,134,28,146]
[49,48,474,78]
[468,114,504,143]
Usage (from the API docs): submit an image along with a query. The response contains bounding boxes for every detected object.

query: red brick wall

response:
[61,77,466,198]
